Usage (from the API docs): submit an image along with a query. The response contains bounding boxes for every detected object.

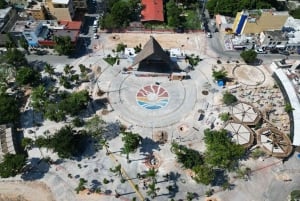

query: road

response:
[207,31,299,63]
[26,54,77,66]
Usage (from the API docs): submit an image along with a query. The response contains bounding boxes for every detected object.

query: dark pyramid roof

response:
[132,36,173,67]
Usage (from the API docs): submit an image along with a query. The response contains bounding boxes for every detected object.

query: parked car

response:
[93,33,98,39]
[270,48,279,54]
[255,48,267,54]
[279,50,290,56]
[206,32,212,38]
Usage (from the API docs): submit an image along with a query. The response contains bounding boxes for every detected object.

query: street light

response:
[150,121,154,140]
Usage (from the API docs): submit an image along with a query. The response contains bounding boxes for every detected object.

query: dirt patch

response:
[0,181,55,201]
[102,33,203,52]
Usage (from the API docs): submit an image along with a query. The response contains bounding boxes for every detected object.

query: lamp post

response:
[151,121,154,140]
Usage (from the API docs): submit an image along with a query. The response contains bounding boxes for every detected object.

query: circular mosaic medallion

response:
[136,85,169,110]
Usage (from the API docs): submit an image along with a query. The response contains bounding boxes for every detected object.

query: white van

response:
[93,20,98,28]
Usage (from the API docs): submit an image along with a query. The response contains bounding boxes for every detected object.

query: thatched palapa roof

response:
[132,36,175,73]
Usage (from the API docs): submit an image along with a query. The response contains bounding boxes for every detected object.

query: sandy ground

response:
[0,181,55,201]
[94,32,209,57]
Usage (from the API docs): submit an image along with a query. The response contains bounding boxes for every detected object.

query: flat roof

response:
[243,12,289,34]
[53,29,79,41]
[52,0,69,4]
[59,20,81,30]
[272,63,300,146]
[11,20,40,32]
[141,0,164,22]
[0,7,12,19]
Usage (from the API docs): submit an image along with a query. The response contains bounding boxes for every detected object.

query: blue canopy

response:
[217,80,224,87]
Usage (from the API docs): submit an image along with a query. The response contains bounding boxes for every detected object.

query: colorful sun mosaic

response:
[136,85,169,110]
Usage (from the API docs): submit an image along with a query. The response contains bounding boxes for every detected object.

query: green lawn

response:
[104,56,118,66]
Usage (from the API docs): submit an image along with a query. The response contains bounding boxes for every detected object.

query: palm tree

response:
[145,168,158,183]
[110,164,123,181]
[186,192,195,201]
[59,76,71,88]
[147,181,159,199]
[44,63,55,79]
[31,85,47,112]
[63,64,73,76]
[79,64,87,73]
[21,137,33,151]
[120,144,132,163]
[99,138,110,155]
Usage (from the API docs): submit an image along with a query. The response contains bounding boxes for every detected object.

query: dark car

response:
[279,50,290,56]
[270,48,279,54]
[175,26,184,33]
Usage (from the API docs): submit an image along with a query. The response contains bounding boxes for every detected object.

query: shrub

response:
[103,178,109,184]
[223,92,238,106]
[219,113,230,121]
[251,149,265,159]
[72,117,84,127]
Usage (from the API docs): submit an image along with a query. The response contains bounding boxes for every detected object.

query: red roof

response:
[59,20,82,30]
[141,0,164,22]
[38,40,55,46]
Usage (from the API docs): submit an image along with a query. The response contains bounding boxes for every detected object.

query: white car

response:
[206,32,212,38]
[93,33,98,39]
[255,48,267,54]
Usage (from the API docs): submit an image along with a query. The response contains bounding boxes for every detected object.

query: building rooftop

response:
[52,0,70,4]
[283,17,300,44]
[264,30,286,41]
[243,12,289,34]
[233,10,289,35]
[59,20,81,30]
[141,0,164,22]
[0,7,12,19]
[0,124,16,161]
[11,20,40,32]
[271,62,300,146]
[26,1,44,11]
[261,30,288,48]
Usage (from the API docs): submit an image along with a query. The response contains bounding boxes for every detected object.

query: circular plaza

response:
[107,74,197,128]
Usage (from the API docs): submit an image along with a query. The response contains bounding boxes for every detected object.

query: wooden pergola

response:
[256,127,293,158]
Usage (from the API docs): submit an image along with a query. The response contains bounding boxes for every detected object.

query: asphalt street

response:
[207,29,299,64]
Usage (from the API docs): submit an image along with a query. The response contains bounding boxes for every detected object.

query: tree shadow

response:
[103,121,121,140]
[129,157,148,162]
[90,179,102,191]
[80,136,97,158]
[248,58,263,66]
[28,60,49,71]
[211,169,235,190]
[89,98,109,113]
[140,137,160,155]
[212,169,226,186]
[119,191,135,196]
[21,158,50,181]
[167,182,179,198]
[104,189,112,195]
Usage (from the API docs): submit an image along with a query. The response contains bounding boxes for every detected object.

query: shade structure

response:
[231,101,261,125]
[256,127,293,158]
[224,121,254,148]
